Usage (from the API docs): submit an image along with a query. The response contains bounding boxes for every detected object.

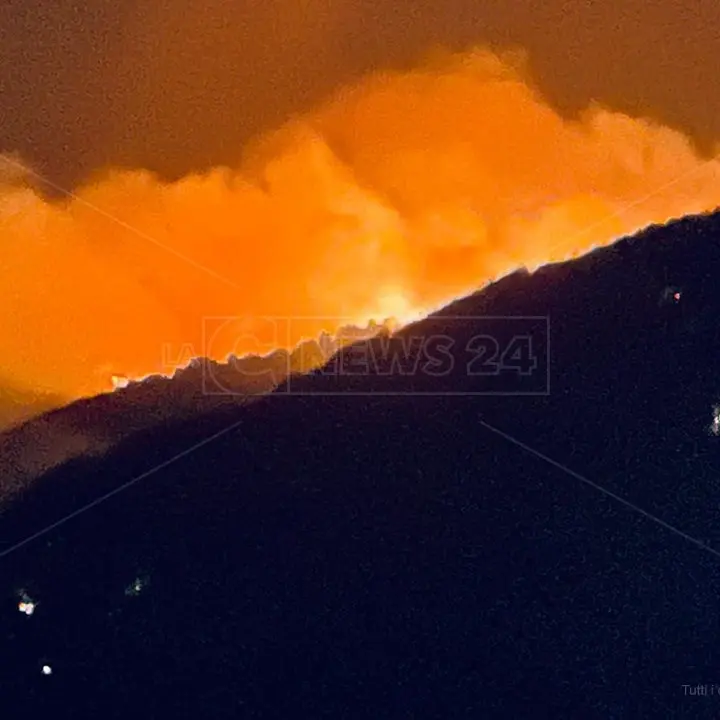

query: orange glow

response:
[110,375,131,391]
[1,47,720,408]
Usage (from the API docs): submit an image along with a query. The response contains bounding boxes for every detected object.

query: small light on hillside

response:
[125,575,149,597]
[18,601,35,616]
[660,286,683,306]
[710,406,720,436]
[17,589,37,616]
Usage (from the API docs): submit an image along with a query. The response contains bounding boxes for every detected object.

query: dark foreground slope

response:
[3,212,720,718]
[0,380,65,434]
[0,322,386,504]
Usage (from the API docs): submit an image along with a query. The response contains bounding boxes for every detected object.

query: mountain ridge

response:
[2,209,720,717]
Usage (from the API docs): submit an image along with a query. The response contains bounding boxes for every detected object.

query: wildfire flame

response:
[2,47,720,410]
[111,375,131,391]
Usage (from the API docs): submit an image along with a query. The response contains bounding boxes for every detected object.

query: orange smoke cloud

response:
[1,47,719,407]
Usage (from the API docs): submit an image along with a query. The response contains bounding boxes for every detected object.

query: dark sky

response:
[1,0,719,190]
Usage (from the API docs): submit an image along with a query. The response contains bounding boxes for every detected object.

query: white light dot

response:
[41,665,52,676]
[711,406,720,436]
[125,575,148,596]
[18,601,35,616]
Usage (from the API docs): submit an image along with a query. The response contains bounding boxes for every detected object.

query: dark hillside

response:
[2,213,720,718]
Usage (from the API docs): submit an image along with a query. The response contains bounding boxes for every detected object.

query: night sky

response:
[2,0,719,190]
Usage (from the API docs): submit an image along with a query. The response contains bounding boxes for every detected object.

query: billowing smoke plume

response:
[2,47,719,409]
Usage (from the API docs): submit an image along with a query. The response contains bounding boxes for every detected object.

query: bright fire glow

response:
[1,47,720,408]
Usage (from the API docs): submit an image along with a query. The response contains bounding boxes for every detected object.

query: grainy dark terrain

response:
[0,323,383,504]
[2,212,720,718]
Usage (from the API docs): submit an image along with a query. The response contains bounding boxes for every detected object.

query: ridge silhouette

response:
[2,211,720,718]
